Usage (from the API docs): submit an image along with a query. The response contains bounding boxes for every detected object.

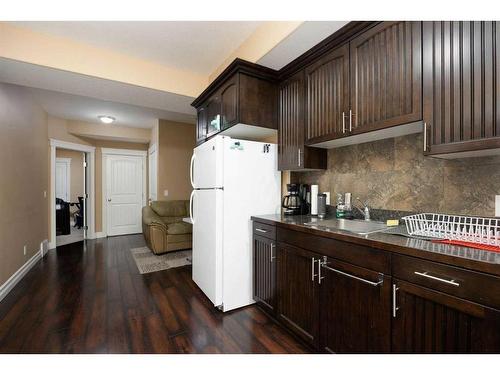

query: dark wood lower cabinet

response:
[392,279,500,353]
[252,219,500,353]
[277,243,320,348]
[253,235,277,313]
[319,258,391,353]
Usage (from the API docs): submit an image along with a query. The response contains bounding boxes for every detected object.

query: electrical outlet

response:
[496,195,500,217]
[164,190,169,197]
[23,245,27,256]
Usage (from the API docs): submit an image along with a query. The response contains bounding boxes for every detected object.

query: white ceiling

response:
[10,21,262,76]
[0,57,196,127]
[27,87,188,128]
[257,21,349,70]
[1,21,350,129]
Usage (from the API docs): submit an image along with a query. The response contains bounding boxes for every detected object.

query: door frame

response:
[148,143,158,203]
[101,148,147,237]
[49,139,96,249]
[55,157,71,202]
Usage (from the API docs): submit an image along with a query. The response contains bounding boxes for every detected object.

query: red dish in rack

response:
[433,239,500,253]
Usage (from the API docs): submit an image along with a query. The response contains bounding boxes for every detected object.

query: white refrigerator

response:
[189,135,281,312]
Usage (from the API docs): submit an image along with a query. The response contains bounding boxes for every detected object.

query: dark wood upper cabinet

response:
[195,105,207,145]
[253,235,277,314]
[277,242,321,348]
[392,279,500,353]
[349,21,422,134]
[220,75,238,130]
[278,70,327,171]
[305,43,350,144]
[423,21,500,156]
[320,258,391,353]
[192,59,278,143]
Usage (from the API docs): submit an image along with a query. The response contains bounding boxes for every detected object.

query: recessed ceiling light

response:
[98,115,115,124]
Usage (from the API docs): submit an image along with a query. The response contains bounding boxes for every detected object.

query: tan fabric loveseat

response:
[142,200,192,255]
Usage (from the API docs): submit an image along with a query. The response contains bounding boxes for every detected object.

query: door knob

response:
[107,198,112,202]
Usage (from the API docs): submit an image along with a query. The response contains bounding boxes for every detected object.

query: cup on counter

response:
[317,194,327,219]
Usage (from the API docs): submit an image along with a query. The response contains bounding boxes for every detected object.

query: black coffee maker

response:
[282,183,310,215]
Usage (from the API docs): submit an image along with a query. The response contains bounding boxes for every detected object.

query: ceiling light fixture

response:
[98,115,115,124]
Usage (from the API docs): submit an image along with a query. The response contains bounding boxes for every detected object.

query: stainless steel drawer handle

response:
[311,258,318,282]
[414,271,459,287]
[322,264,384,287]
[270,243,276,262]
[255,228,268,233]
[392,284,399,318]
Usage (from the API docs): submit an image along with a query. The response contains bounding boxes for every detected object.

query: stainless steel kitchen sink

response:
[303,218,389,235]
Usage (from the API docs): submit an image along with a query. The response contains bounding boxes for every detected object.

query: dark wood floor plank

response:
[0,234,309,354]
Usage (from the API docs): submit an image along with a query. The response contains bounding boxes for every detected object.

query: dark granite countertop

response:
[252,214,500,277]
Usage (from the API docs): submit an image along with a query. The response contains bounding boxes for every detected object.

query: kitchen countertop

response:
[252,214,500,277]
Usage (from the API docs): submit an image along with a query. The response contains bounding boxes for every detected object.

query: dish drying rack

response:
[402,213,500,248]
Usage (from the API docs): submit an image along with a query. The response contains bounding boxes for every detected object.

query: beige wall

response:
[0,83,48,286]
[55,148,84,217]
[157,119,195,201]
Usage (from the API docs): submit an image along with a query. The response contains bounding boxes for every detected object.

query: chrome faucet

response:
[354,197,371,221]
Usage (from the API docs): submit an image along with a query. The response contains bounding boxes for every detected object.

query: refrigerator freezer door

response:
[191,188,223,307]
[221,139,281,311]
[192,136,224,189]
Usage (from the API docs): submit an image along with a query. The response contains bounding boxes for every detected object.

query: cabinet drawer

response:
[253,221,276,240]
[392,254,500,310]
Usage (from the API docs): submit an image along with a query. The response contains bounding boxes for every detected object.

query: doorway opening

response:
[50,139,96,249]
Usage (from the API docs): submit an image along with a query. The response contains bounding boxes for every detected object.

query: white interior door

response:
[192,188,223,307]
[105,154,145,236]
[55,158,71,202]
[148,145,157,202]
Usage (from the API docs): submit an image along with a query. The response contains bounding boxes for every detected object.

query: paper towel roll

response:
[311,185,318,215]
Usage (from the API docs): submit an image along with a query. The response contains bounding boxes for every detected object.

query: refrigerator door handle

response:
[190,153,196,188]
[189,190,195,223]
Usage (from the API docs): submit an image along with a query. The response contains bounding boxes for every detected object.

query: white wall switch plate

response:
[496,195,500,217]
[43,190,47,198]
[164,190,169,197]
[23,245,27,256]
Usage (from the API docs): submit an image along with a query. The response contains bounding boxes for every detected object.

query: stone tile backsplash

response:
[293,133,500,217]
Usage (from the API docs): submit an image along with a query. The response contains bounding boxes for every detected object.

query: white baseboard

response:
[40,239,49,257]
[94,232,106,239]
[0,246,43,303]
[48,240,56,250]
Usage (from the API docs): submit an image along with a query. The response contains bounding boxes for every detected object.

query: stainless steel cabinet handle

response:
[270,243,276,262]
[342,111,346,133]
[255,228,268,233]
[318,256,326,284]
[322,264,384,287]
[423,122,427,152]
[298,149,302,167]
[311,258,318,282]
[414,271,459,287]
[392,284,399,318]
[349,109,353,132]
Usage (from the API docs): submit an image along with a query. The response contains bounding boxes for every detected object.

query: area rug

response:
[130,247,192,274]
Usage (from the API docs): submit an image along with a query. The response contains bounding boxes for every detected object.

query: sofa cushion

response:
[151,200,187,218]
[166,221,192,235]
[161,217,183,225]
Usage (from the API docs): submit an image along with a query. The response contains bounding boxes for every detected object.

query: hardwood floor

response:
[0,235,309,354]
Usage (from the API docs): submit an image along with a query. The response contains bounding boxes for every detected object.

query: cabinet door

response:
[220,75,239,130]
[423,21,500,155]
[253,235,277,313]
[350,21,422,134]
[277,242,320,348]
[278,70,326,171]
[392,279,500,353]
[305,43,350,143]
[320,258,391,353]
[206,94,221,137]
[196,105,207,144]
